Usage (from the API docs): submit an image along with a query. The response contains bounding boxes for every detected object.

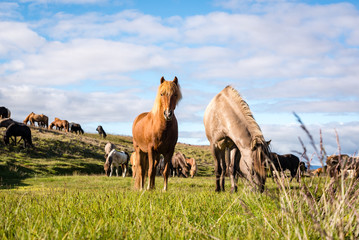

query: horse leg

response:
[220,149,226,191]
[122,164,126,177]
[116,166,119,177]
[147,148,155,190]
[162,153,173,191]
[134,147,142,189]
[211,144,222,192]
[149,155,159,188]
[229,147,238,193]
[110,165,113,177]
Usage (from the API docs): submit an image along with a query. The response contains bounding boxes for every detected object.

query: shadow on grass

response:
[0,161,34,189]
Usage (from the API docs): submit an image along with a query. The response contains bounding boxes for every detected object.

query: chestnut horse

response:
[132,76,182,191]
[49,118,69,132]
[23,112,49,128]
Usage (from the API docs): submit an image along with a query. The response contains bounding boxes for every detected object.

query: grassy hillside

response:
[0,126,213,187]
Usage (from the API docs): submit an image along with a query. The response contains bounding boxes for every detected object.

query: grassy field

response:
[1,127,359,239]
[0,127,213,186]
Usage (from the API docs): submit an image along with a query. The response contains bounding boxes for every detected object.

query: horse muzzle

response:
[164,109,173,121]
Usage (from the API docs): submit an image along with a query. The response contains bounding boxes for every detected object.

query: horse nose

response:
[164,109,173,121]
[168,110,173,118]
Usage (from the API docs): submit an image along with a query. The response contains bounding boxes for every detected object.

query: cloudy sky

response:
[1,0,359,164]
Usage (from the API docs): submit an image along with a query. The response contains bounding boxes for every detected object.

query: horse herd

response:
[0,107,109,147]
[102,142,197,180]
[1,76,358,192]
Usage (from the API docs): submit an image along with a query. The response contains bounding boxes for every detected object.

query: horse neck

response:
[150,106,174,131]
[24,114,31,121]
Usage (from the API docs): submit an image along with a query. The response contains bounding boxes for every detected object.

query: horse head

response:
[186,158,197,178]
[250,136,271,192]
[153,76,182,121]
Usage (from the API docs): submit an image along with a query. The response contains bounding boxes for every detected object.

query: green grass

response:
[1,126,359,239]
[0,127,214,187]
[1,175,358,239]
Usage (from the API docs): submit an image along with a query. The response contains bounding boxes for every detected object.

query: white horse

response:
[104,149,130,177]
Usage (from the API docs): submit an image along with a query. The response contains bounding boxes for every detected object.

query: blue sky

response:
[1,0,359,164]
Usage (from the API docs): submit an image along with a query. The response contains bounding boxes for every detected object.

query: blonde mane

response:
[223,86,264,141]
[151,78,182,114]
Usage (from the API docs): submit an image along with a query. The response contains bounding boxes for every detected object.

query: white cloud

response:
[38,10,180,43]
[0,21,46,57]
[0,84,152,124]
[0,0,359,152]
[2,39,170,86]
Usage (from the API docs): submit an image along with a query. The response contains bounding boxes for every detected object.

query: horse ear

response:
[173,76,178,85]
[161,76,165,84]
[266,140,271,145]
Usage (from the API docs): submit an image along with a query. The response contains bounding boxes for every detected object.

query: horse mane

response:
[24,112,34,122]
[224,86,270,181]
[223,86,263,140]
[151,77,182,115]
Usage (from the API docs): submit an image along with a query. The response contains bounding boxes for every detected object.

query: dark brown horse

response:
[132,76,182,191]
[0,118,17,128]
[4,122,33,148]
[70,122,84,134]
[0,106,11,119]
[204,86,271,192]
[96,125,107,138]
[268,153,304,182]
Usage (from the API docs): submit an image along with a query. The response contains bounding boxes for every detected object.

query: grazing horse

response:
[4,122,33,148]
[96,125,107,138]
[132,76,182,191]
[104,149,130,177]
[268,153,303,182]
[0,106,11,119]
[23,112,49,128]
[186,157,197,178]
[104,142,116,159]
[204,86,271,193]
[326,154,359,178]
[171,152,190,177]
[0,118,17,128]
[69,122,84,134]
[312,167,324,176]
[49,118,69,132]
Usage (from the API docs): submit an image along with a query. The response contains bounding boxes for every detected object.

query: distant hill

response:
[0,126,214,185]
